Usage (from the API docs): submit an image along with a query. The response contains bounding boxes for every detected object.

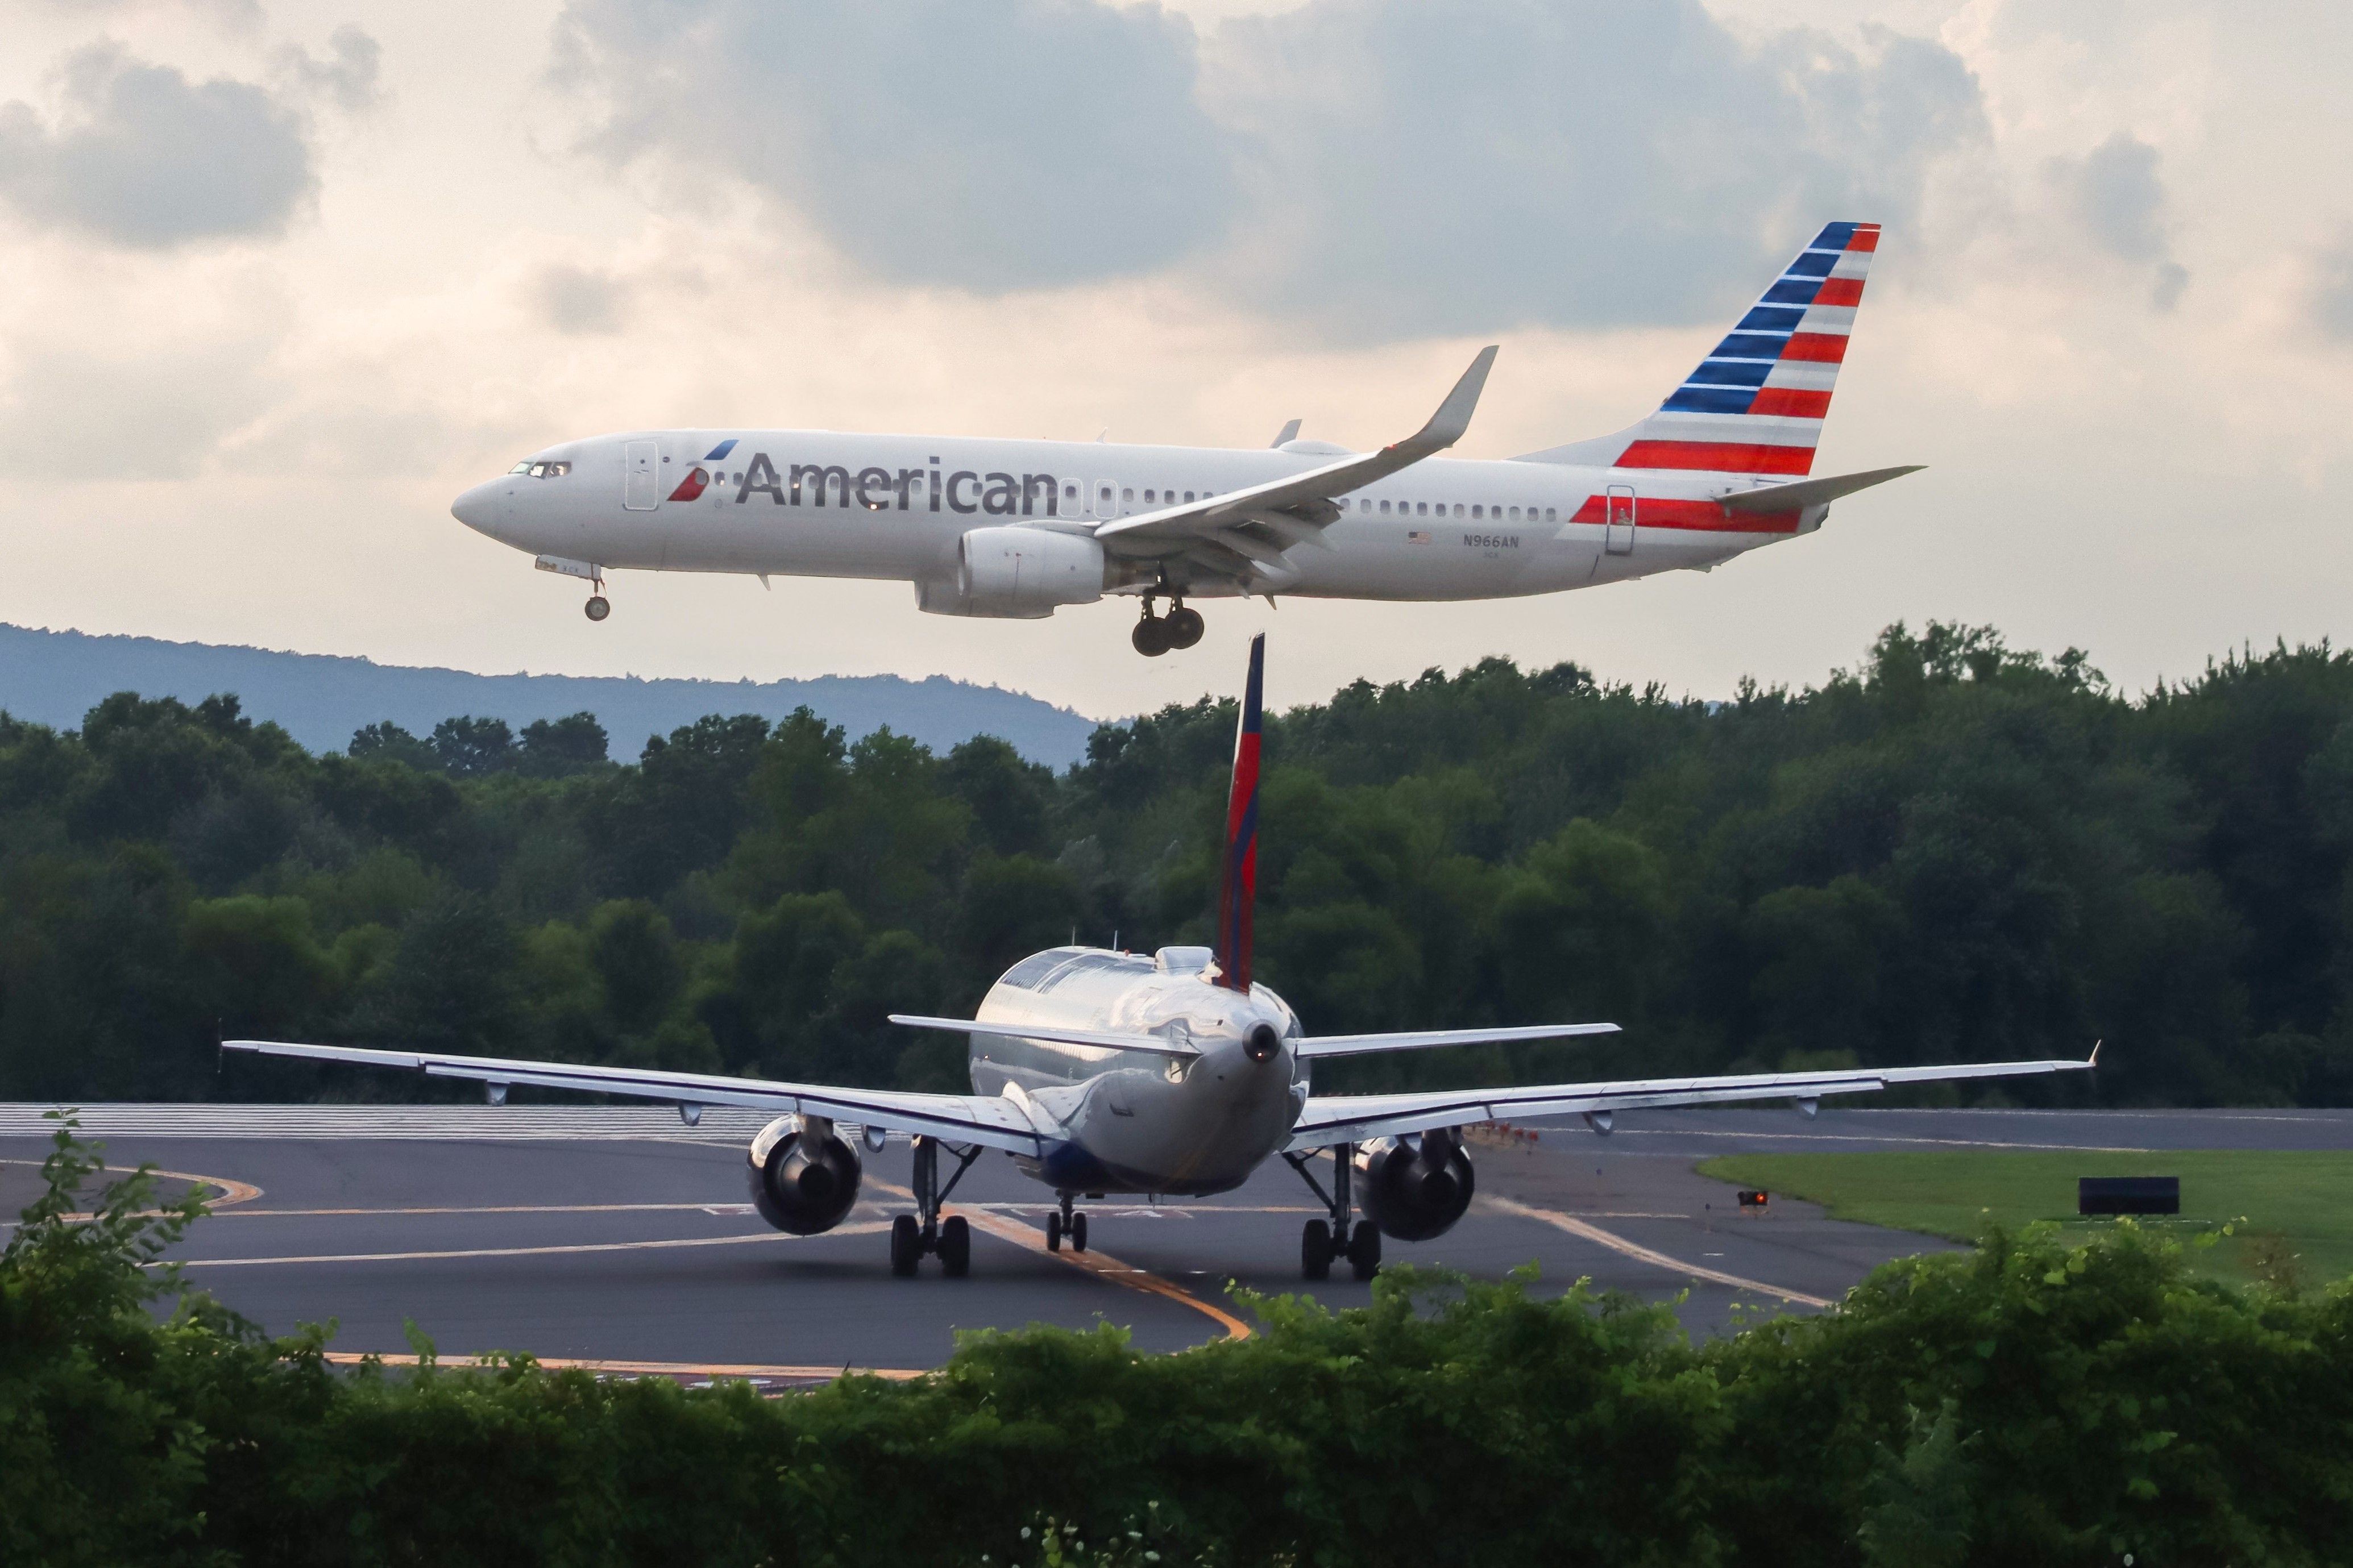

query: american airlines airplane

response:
[457,222,1920,655]
[228,635,2095,1281]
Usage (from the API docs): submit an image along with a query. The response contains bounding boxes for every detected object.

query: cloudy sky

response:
[1,0,2346,721]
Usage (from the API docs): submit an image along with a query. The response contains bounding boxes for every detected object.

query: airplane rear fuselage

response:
[965,946,1306,1196]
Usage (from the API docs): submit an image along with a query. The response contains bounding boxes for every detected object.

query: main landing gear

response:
[890,1134,983,1278]
[1044,1191,1091,1253]
[1131,596,1205,658]
[1283,1142,1381,1282]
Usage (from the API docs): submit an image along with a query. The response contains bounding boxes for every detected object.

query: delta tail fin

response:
[1515,221,1882,476]
[1211,633,1265,992]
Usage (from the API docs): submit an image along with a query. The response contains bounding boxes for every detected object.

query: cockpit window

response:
[999,947,1084,990]
[509,461,532,474]
[511,461,573,479]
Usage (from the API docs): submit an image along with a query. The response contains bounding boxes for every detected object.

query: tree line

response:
[6,1122,2346,1564]
[1,621,2348,1107]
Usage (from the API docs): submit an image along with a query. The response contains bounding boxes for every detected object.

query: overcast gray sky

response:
[0,0,2345,721]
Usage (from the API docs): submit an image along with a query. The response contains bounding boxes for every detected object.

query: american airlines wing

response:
[1090,347,1499,583]
[1283,1049,2099,1151]
[221,1039,1056,1155]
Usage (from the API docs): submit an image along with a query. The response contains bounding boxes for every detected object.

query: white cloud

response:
[0,43,317,248]
[554,0,1240,292]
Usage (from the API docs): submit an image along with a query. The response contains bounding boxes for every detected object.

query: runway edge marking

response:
[1481,1195,1835,1309]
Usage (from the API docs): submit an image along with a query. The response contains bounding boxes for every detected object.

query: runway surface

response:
[7,1103,2348,1379]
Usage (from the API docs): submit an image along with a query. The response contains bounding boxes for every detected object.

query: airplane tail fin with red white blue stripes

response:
[1517,222,1881,477]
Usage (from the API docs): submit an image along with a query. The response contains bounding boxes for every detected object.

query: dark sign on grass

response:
[2079,1176,2180,1216]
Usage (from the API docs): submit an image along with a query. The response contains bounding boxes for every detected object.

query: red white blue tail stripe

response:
[1613,221,1878,477]
[1213,634,1264,993]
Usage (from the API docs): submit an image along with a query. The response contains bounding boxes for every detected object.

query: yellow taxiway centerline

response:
[866,1177,1253,1342]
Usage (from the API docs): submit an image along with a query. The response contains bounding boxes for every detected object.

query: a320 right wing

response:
[1285,1049,2098,1151]
[222,1039,1055,1155]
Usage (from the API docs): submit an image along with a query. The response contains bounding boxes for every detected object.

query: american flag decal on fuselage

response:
[1613,221,1879,478]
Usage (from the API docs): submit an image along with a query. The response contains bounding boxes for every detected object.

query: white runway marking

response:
[1481,1195,1835,1309]
[168,1221,891,1268]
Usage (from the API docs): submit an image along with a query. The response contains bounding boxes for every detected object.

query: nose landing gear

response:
[1045,1191,1090,1253]
[1130,596,1205,657]
[584,594,610,622]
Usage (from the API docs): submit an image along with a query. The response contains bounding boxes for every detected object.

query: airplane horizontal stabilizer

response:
[1716,464,1923,514]
[1295,1022,1620,1058]
[886,1014,1200,1057]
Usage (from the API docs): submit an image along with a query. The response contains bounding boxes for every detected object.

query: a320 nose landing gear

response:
[1044,1191,1090,1253]
[1131,596,1205,657]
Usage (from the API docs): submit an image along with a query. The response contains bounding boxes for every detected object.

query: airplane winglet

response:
[1272,419,1302,447]
[1395,346,1497,459]
[2089,1038,2102,1066]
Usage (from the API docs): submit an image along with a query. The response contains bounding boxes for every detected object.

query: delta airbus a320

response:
[457,222,1921,655]
[228,636,2095,1281]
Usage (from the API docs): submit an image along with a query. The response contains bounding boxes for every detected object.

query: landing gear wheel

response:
[1302,1219,1332,1281]
[1131,614,1173,657]
[889,1214,920,1277]
[1069,1212,1089,1253]
[1166,605,1204,649]
[1347,1220,1382,1281]
[939,1215,971,1277]
[1046,1210,1064,1252]
[584,594,610,622]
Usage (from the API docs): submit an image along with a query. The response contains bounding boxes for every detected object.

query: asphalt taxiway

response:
[7,1103,2348,1379]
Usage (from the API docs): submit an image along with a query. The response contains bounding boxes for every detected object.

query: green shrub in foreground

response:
[6,1120,2352,1567]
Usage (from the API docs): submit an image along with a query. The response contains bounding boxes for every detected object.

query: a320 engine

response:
[1355,1128,1475,1241]
[746,1114,864,1235]
[915,526,1105,619]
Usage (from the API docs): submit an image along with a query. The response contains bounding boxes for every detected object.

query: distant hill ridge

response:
[0,623,1102,768]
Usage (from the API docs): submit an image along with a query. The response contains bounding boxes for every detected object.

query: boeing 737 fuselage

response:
[454,222,1920,654]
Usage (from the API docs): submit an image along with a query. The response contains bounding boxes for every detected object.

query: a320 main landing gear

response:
[1283,1142,1381,1282]
[1044,1190,1091,1253]
[890,1134,983,1278]
[1131,596,1205,657]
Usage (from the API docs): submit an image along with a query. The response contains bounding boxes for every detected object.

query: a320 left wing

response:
[221,1039,1054,1155]
[1284,1048,2098,1151]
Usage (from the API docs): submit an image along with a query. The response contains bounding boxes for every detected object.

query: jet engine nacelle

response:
[917,526,1105,618]
[746,1114,863,1235]
[1355,1128,1476,1242]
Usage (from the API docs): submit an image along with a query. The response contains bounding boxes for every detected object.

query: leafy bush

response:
[8,1120,2353,1565]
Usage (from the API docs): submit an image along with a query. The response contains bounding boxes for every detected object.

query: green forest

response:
[2,621,2349,1108]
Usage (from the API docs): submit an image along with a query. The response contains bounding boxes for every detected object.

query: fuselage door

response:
[1604,483,1636,556]
[623,440,659,511]
[1095,480,1119,518]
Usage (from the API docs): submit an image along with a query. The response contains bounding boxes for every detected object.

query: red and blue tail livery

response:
[1213,633,1265,993]
[1611,221,1879,477]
